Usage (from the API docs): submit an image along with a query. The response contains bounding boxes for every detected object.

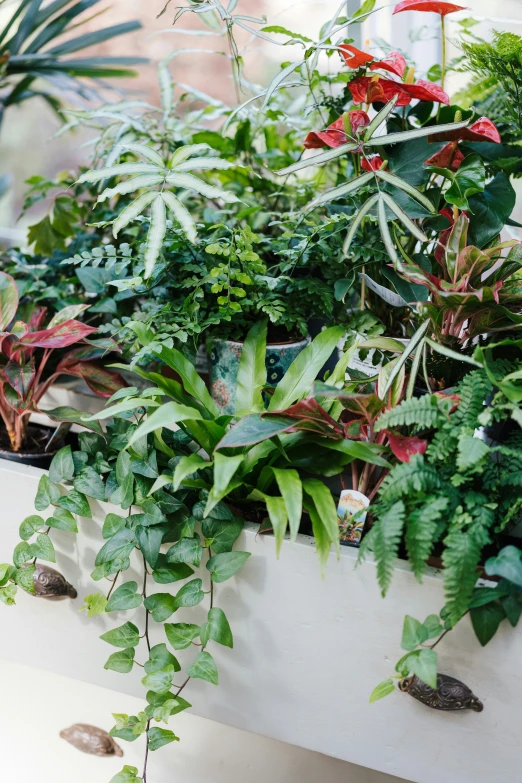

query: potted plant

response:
[0,271,125,464]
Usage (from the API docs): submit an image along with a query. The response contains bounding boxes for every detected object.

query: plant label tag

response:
[337,489,370,547]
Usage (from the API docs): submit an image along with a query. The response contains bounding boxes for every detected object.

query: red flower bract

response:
[425,143,465,171]
[361,155,386,172]
[369,51,407,78]
[393,0,466,15]
[349,75,449,106]
[429,117,501,144]
[303,111,370,149]
[384,431,427,463]
[339,44,374,69]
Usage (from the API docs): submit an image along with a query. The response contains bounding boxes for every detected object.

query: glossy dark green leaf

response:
[485,546,522,587]
[15,564,35,593]
[152,555,194,584]
[56,489,91,518]
[136,525,164,568]
[205,607,233,648]
[74,466,106,501]
[19,514,44,540]
[103,513,126,539]
[144,592,177,622]
[201,517,243,554]
[34,474,60,511]
[173,578,204,608]
[47,507,78,533]
[206,551,250,583]
[470,602,506,646]
[95,529,136,567]
[31,533,55,563]
[166,536,203,567]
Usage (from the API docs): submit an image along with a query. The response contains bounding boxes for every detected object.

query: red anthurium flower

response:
[393,0,466,15]
[385,430,427,462]
[349,76,449,106]
[339,44,374,69]
[303,111,370,149]
[425,142,465,171]
[430,117,501,144]
[361,155,387,172]
[369,51,407,78]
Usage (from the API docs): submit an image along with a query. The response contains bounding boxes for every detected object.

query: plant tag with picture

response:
[337,489,370,547]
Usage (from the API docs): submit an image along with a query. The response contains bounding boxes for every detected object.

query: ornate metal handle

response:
[400,673,483,712]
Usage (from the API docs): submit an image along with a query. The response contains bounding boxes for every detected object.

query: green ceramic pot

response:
[208,335,310,413]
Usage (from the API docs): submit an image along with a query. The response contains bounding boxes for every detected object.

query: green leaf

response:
[276,141,359,175]
[470,602,506,646]
[235,319,267,415]
[0,563,16,586]
[0,271,18,332]
[272,468,302,542]
[374,169,436,214]
[166,536,203,567]
[422,614,443,639]
[205,453,243,515]
[268,327,345,411]
[49,445,74,483]
[128,401,203,447]
[47,507,78,533]
[485,546,522,587]
[397,648,438,689]
[174,578,204,607]
[365,119,470,148]
[468,173,516,248]
[173,454,209,491]
[13,541,32,568]
[34,474,60,511]
[81,592,108,618]
[152,556,194,584]
[187,650,218,684]
[109,766,142,783]
[165,622,200,650]
[19,514,44,540]
[302,478,340,557]
[106,581,143,612]
[206,551,250,583]
[205,607,233,648]
[74,466,106,501]
[100,622,140,648]
[144,643,180,674]
[103,513,126,539]
[401,615,428,651]
[201,516,243,554]
[14,564,35,593]
[136,525,164,568]
[142,665,176,694]
[264,495,288,556]
[44,406,105,438]
[306,172,374,211]
[56,489,91,518]
[0,583,17,606]
[148,726,179,751]
[31,533,55,563]
[162,191,197,243]
[144,593,177,622]
[369,679,396,703]
[456,436,489,471]
[95,529,136,567]
[111,189,157,235]
[444,153,485,210]
[104,647,135,674]
[144,194,167,279]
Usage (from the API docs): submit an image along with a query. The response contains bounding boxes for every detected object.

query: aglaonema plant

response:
[0,271,124,452]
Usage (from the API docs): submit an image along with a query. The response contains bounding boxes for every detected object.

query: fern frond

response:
[405,496,449,582]
[375,395,449,432]
[452,370,492,429]
[442,525,483,626]
[456,435,490,472]
[366,501,406,596]
[426,426,457,463]
[379,455,442,505]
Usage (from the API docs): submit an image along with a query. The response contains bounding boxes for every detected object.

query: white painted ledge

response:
[0,660,403,783]
[0,459,520,783]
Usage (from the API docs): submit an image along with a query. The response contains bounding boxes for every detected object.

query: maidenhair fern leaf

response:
[375,395,449,432]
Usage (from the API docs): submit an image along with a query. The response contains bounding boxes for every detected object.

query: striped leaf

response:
[144,195,167,279]
[112,190,157,237]
[166,172,239,203]
[162,192,197,243]
[78,162,160,184]
[305,171,374,211]
[98,174,164,203]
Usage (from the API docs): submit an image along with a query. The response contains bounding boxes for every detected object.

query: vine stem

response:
[142,555,151,783]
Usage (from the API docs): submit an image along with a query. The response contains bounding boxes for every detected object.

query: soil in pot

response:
[0,422,75,469]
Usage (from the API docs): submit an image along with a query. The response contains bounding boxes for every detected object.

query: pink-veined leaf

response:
[384,430,427,462]
[3,360,35,401]
[60,361,127,397]
[18,319,98,349]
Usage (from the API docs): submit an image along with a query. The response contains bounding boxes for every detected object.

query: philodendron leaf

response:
[205,607,233,648]
[34,474,60,511]
[166,536,203,567]
[148,727,180,751]
[396,648,438,689]
[100,622,140,648]
[106,581,143,612]
[49,445,75,483]
[104,647,135,674]
[47,507,78,533]
[95,529,136,567]
[187,651,218,684]
[401,615,428,651]
[19,515,44,541]
[485,546,522,587]
[164,622,200,650]
[206,552,251,583]
[31,534,55,563]
[56,489,91,518]
[369,679,396,703]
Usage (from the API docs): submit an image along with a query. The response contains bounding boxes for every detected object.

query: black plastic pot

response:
[0,423,70,469]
